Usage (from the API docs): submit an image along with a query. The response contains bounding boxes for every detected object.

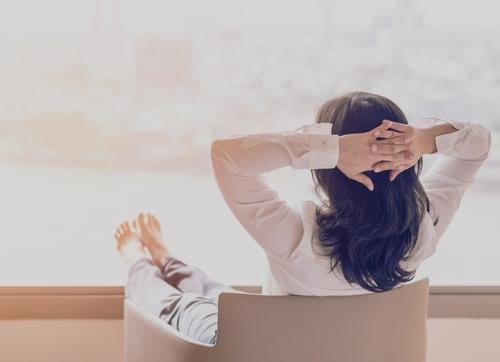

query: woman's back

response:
[262,198,436,296]
[210,92,491,296]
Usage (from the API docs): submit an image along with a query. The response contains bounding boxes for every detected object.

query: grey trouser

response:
[125,257,238,345]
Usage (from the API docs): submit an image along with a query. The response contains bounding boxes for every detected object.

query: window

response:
[1,0,498,286]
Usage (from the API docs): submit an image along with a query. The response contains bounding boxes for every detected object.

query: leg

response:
[135,212,239,299]
[125,258,181,317]
[126,259,219,344]
[160,255,237,299]
[159,290,220,345]
[116,219,221,344]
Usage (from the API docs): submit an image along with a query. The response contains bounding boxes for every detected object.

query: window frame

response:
[1,285,500,319]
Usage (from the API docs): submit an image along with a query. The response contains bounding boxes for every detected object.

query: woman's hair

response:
[312,91,430,293]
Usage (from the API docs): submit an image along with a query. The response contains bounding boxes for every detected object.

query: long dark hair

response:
[312,92,430,293]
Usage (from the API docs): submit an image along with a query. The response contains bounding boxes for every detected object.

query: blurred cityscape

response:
[1,0,499,285]
[0,0,499,173]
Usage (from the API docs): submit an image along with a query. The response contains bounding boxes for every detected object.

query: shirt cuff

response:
[434,119,490,160]
[307,134,339,169]
[293,122,339,169]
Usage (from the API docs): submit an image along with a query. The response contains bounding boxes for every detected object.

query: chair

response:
[124,277,429,362]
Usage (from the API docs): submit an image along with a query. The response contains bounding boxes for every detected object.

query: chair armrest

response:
[124,299,212,362]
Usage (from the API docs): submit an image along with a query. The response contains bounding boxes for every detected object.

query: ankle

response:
[152,249,169,267]
[119,240,148,270]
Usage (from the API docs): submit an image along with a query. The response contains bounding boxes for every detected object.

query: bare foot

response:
[134,213,169,266]
[115,221,147,268]
[115,221,141,250]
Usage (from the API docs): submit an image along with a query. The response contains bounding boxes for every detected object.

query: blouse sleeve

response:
[420,118,492,249]
[210,123,339,258]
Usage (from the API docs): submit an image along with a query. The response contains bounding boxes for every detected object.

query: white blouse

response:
[210,118,492,295]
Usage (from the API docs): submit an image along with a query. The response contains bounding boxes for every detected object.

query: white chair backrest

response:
[125,278,429,362]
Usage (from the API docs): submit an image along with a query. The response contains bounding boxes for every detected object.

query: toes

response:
[145,213,151,225]
[115,226,124,243]
[138,213,146,228]
[132,220,140,234]
[151,214,161,230]
[116,221,132,238]
[147,213,159,229]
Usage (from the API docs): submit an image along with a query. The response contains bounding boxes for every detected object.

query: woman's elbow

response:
[210,139,234,170]
[468,123,493,160]
[210,138,244,176]
[481,125,493,160]
[210,139,225,163]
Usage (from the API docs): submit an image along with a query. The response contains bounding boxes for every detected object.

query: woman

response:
[115,91,491,344]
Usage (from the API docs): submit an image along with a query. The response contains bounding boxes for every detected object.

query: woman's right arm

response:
[419,119,492,242]
[373,118,492,243]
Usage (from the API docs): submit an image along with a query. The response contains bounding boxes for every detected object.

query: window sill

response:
[1,285,499,319]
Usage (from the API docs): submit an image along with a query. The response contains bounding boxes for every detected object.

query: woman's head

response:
[312,91,429,292]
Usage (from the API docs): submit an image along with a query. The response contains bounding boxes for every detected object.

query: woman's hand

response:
[371,120,437,181]
[337,120,414,190]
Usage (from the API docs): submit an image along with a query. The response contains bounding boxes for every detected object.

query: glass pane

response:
[1,0,498,286]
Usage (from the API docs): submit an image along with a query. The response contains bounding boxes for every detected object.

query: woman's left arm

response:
[210,124,338,259]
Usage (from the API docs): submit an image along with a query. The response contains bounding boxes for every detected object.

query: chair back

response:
[214,278,429,362]
[124,278,429,362]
